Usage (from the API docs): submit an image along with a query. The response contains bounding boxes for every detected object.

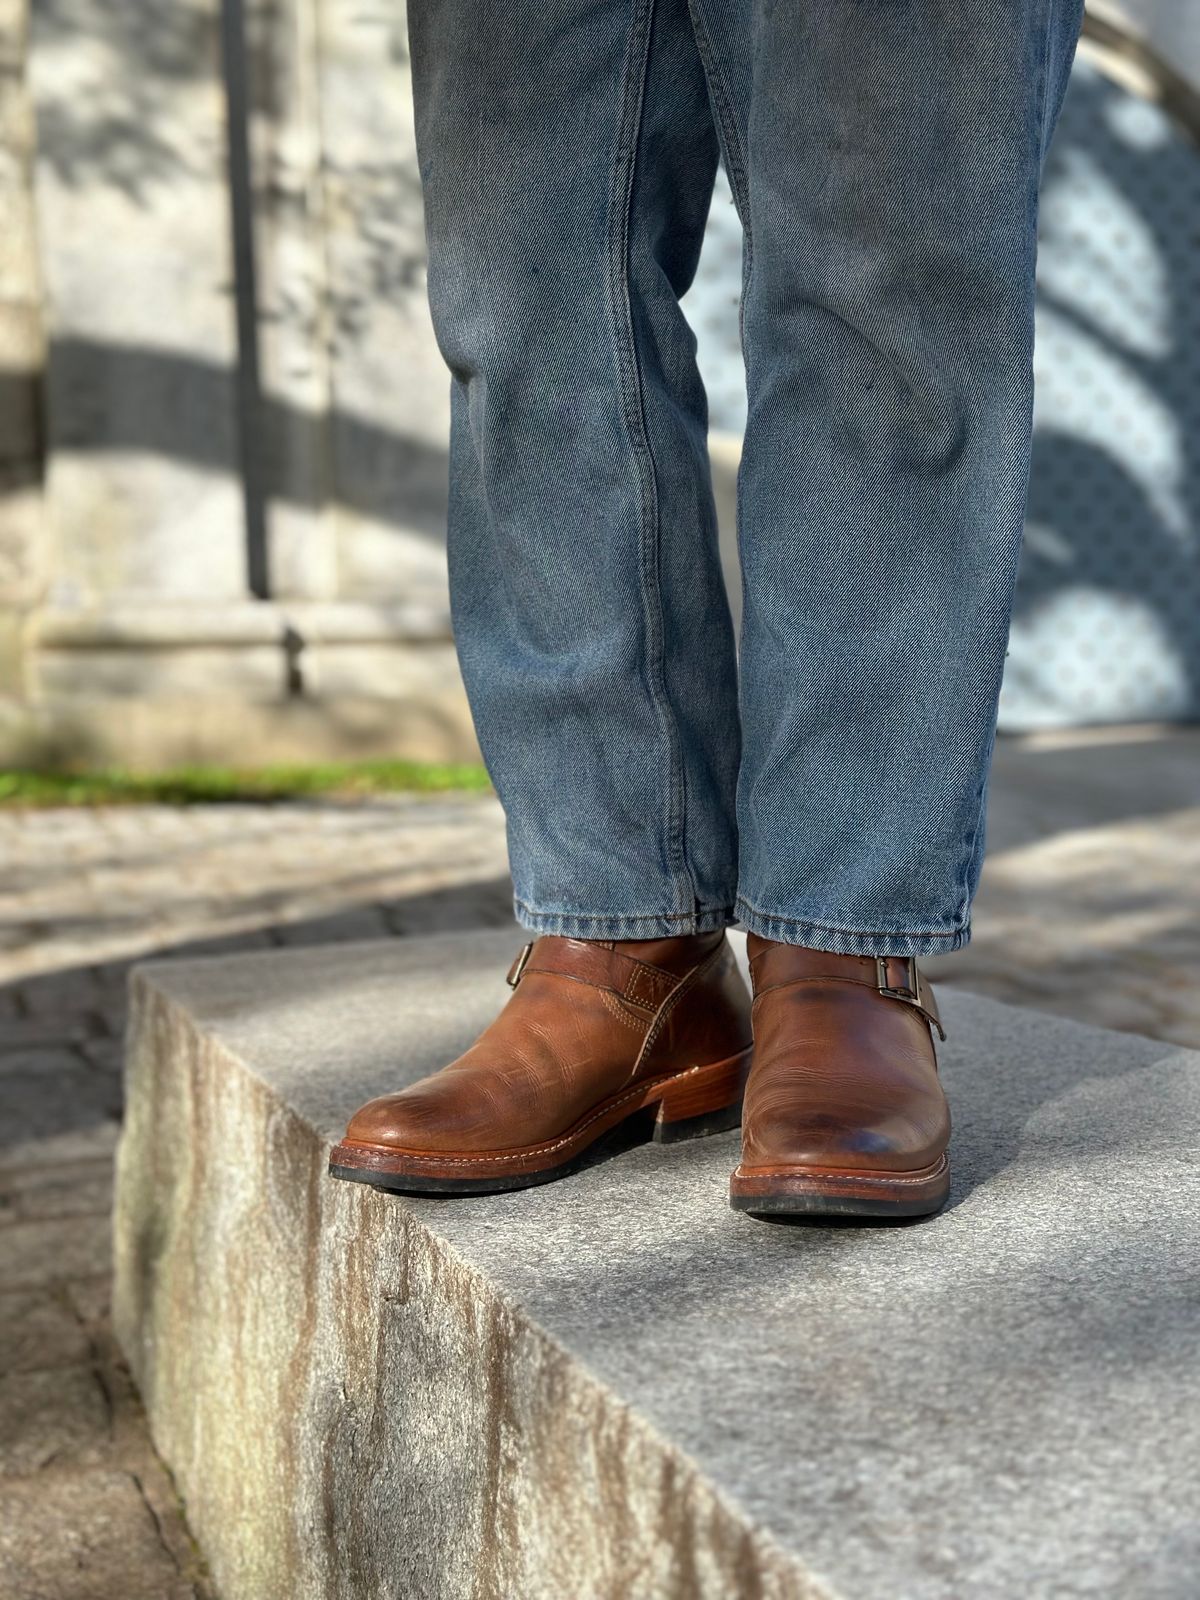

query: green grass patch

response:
[0,759,493,808]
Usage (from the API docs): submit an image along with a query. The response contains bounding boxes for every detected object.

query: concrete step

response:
[113,932,1200,1600]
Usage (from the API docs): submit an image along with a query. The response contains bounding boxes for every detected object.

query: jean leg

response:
[695,0,1084,955]
[410,0,740,937]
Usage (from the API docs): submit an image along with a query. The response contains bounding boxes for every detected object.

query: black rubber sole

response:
[730,1189,949,1221]
[653,1098,743,1144]
[329,1159,580,1197]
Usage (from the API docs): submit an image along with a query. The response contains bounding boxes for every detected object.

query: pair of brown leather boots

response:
[329,930,950,1219]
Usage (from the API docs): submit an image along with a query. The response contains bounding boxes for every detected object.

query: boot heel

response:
[652,1047,752,1144]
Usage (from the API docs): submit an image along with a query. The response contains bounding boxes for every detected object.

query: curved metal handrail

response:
[1081,5,1200,144]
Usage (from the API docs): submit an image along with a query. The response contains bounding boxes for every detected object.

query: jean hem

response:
[734,899,971,958]
[514,898,736,939]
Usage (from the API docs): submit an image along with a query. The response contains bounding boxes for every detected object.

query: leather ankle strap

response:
[747,941,945,1041]
[507,937,683,1012]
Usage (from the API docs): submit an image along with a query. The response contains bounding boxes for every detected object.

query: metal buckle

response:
[506,941,534,988]
[876,955,918,1002]
[875,956,946,1041]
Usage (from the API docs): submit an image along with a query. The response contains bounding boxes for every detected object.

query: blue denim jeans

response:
[410,0,1084,955]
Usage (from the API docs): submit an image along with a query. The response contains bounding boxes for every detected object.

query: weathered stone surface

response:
[0,306,41,457]
[15,595,476,761]
[36,598,454,648]
[115,931,1200,1600]
[0,556,40,679]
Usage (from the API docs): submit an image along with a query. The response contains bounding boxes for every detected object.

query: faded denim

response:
[409,0,1085,955]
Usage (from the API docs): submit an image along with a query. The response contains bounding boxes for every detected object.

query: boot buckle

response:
[875,957,946,1042]
[506,941,534,987]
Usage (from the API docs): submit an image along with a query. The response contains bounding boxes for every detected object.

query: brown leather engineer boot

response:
[330,931,752,1195]
[730,935,951,1220]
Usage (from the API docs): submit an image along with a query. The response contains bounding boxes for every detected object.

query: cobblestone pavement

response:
[1,727,1196,1596]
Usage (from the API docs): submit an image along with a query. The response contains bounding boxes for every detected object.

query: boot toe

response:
[342,1081,489,1154]
[744,1101,945,1173]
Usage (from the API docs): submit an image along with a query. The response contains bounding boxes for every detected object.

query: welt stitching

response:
[619,950,674,985]
[521,967,651,1010]
[735,1157,948,1188]
[349,1069,704,1168]
[520,967,609,994]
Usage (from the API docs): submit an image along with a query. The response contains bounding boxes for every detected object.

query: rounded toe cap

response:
[342,1085,456,1153]
[341,1072,512,1155]
[742,1099,948,1173]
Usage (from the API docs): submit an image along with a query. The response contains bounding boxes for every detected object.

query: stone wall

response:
[0,0,43,710]
[1,0,474,767]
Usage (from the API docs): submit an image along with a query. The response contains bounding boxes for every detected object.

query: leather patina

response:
[330,931,753,1194]
[730,934,951,1218]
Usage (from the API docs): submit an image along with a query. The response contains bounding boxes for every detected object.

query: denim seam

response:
[684,0,754,376]
[952,722,998,929]
[734,894,968,942]
[1036,0,1059,169]
[607,0,696,919]
[684,0,752,233]
[950,0,1059,930]
[684,0,756,698]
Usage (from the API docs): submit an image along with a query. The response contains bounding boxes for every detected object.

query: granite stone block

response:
[114,931,1200,1599]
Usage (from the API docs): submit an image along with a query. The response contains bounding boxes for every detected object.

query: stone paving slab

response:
[116,930,1200,1600]
[0,1157,114,1224]
[0,1469,203,1600]
[0,1289,93,1375]
[0,1061,121,1172]
[2,1214,113,1289]
[0,1366,112,1475]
